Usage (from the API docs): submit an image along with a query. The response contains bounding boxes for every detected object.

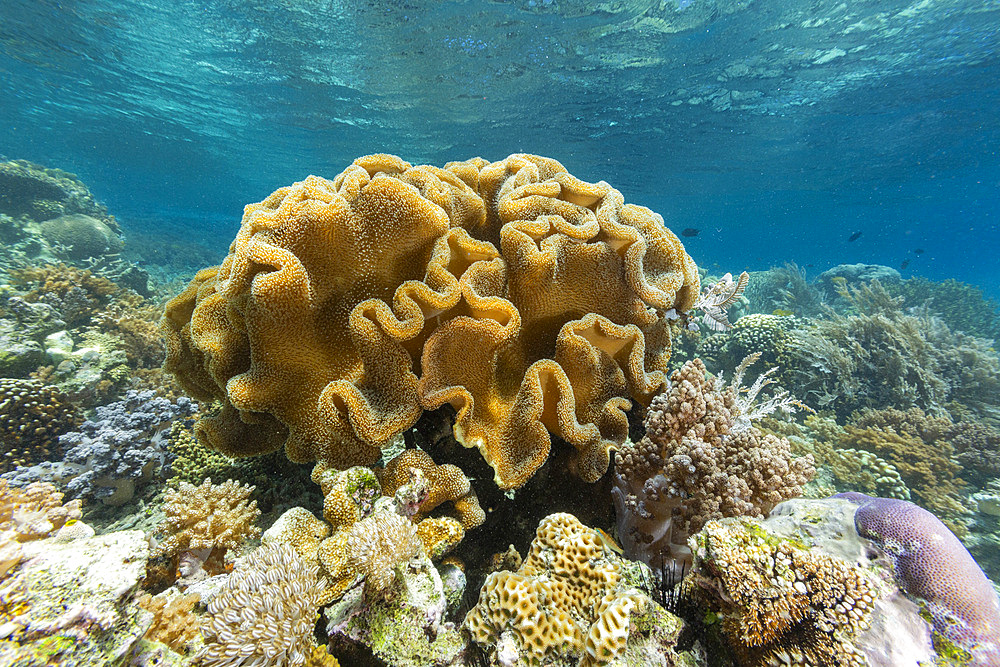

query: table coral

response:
[838,493,1000,666]
[464,512,661,667]
[612,357,814,574]
[163,153,699,490]
[685,517,879,667]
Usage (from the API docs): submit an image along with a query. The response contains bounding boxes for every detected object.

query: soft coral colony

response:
[2,153,998,667]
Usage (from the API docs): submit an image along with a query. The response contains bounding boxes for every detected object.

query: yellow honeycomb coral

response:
[163,153,699,489]
[464,512,654,666]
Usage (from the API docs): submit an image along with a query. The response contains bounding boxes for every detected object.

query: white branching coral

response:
[201,542,328,667]
[719,352,814,434]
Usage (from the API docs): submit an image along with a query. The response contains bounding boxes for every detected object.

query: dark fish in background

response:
[848,231,862,242]
[900,259,910,270]
[681,227,700,237]
[914,248,924,255]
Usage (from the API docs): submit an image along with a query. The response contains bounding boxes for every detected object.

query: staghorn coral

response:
[377,448,484,529]
[153,478,260,578]
[684,516,879,667]
[137,591,201,654]
[163,153,699,490]
[837,493,1000,666]
[0,378,80,474]
[0,480,82,541]
[464,512,659,667]
[612,357,814,574]
[200,542,328,667]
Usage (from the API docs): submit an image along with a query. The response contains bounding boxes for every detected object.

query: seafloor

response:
[1,155,998,667]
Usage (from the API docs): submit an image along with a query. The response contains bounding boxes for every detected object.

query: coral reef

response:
[0,480,82,541]
[612,356,814,573]
[200,542,329,667]
[0,378,80,474]
[39,213,122,260]
[152,478,260,578]
[838,493,1000,666]
[163,153,699,489]
[2,390,198,506]
[464,512,678,667]
[888,276,1000,341]
[685,517,879,666]
[786,280,1000,418]
[137,592,201,655]
[377,448,485,529]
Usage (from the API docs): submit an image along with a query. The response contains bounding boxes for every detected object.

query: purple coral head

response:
[836,492,1000,666]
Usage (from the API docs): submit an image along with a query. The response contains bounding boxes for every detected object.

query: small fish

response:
[594,527,624,555]
[913,248,924,255]
[681,228,700,238]
[847,231,862,242]
[900,259,910,270]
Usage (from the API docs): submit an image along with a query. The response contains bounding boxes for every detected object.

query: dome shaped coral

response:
[163,153,699,489]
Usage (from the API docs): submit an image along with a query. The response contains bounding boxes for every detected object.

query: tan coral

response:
[138,591,201,654]
[378,449,484,529]
[0,480,82,542]
[686,517,878,667]
[153,478,260,561]
[163,154,699,490]
[345,501,422,596]
[262,507,330,562]
[464,512,653,666]
[415,516,465,560]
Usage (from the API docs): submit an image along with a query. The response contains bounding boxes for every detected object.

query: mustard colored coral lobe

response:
[162,153,700,489]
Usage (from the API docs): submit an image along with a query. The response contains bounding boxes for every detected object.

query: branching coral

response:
[153,478,260,578]
[786,280,1000,419]
[684,517,879,667]
[162,153,699,490]
[612,357,814,574]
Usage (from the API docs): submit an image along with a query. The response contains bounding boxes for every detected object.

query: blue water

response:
[1,0,999,293]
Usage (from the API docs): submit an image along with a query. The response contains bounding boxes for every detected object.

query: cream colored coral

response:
[163,153,699,491]
[378,449,484,529]
[201,542,328,667]
[0,480,82,542]
[345,502,421,595]
[464,512,651,666]
[154,478,260,558]
[138,591,201,654]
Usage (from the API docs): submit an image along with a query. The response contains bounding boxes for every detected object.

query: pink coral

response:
[838,492,1000,666]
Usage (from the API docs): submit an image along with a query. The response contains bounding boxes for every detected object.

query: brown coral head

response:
[162,154,699,491]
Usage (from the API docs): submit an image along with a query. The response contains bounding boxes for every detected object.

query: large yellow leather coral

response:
[163,153,699,488]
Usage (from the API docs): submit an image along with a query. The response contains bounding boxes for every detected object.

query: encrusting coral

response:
[0,479,82,542]
[162,153,699,489]
[612,355,815,574]
[464,512,661,667]
[684,517,879,667]
[137,591,201,654]
[838,492,1000,666]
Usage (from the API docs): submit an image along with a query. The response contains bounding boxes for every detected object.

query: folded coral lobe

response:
[163,153,699,488]
[420,154,699,488]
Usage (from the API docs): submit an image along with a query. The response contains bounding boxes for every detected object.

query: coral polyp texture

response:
[464,512,663,666]
[200,542,330,667]
[162,153,699,489]
[685,516,879,667]
[612,356,815,573]
[838,492,1000,666]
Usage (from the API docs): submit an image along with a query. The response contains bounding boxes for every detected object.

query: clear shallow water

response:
[1,0,999,289]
